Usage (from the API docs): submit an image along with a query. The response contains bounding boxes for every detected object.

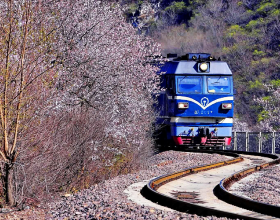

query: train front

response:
[160,53,234,148]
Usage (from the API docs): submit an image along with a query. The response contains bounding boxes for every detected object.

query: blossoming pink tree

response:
[55,0,161,154]
[1,0,162,205]
[255,85,280,131]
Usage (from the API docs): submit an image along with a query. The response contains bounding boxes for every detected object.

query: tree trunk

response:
[5,163,14,206]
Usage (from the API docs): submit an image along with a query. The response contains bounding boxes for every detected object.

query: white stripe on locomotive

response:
[168,96,234,110]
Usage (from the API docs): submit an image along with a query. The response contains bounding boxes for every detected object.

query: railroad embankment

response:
[47,151,230,220]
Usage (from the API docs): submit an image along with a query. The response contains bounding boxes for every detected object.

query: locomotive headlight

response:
[178,102,189,109]
[222,103,232,109]
[199,62,208,72]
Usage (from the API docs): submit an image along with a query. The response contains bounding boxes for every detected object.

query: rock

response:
[24,206,30,210]
[1,208,12,213]
[63,193,72,197]
[47,151,232,220]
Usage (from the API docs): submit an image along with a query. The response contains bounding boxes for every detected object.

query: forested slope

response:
[123,0,280,131]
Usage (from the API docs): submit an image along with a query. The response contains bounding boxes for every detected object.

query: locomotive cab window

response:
[207,76,231,94]
[177,76,202,94]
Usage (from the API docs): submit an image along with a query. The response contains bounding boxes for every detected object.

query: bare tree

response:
[0,0,58,205]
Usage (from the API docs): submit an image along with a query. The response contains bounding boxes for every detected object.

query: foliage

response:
[124,0,193,35]
[227,25,246,37]
[0,0,161,207]
[164,1,188,13]
[271,79,280,87]
[252,50,266,56]
[157,0,280,129]
[255,85,280,131]
[249,80,265,90]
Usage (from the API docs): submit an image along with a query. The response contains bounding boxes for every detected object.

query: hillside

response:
[124,0,280,131]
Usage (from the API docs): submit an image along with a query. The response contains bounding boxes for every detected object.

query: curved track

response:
[140,149,280,220]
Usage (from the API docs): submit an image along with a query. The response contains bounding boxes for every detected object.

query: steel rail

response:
[140,149,280,219]
[216,150,280,218]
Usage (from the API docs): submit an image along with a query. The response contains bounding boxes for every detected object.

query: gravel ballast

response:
[48,151,232,220]
[230,164,280,206]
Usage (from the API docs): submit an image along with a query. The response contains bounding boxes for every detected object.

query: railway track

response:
[139,149,280,220]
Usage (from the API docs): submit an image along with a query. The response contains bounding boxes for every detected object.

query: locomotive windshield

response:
[177,76,202,94]
[207,76,230,93]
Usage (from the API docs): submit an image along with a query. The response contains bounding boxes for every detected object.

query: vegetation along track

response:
[141,149,280,220]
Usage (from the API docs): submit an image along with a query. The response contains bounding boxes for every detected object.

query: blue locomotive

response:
[155,53,234,148]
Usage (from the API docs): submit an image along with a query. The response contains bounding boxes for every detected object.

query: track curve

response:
[141,149,280,220]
